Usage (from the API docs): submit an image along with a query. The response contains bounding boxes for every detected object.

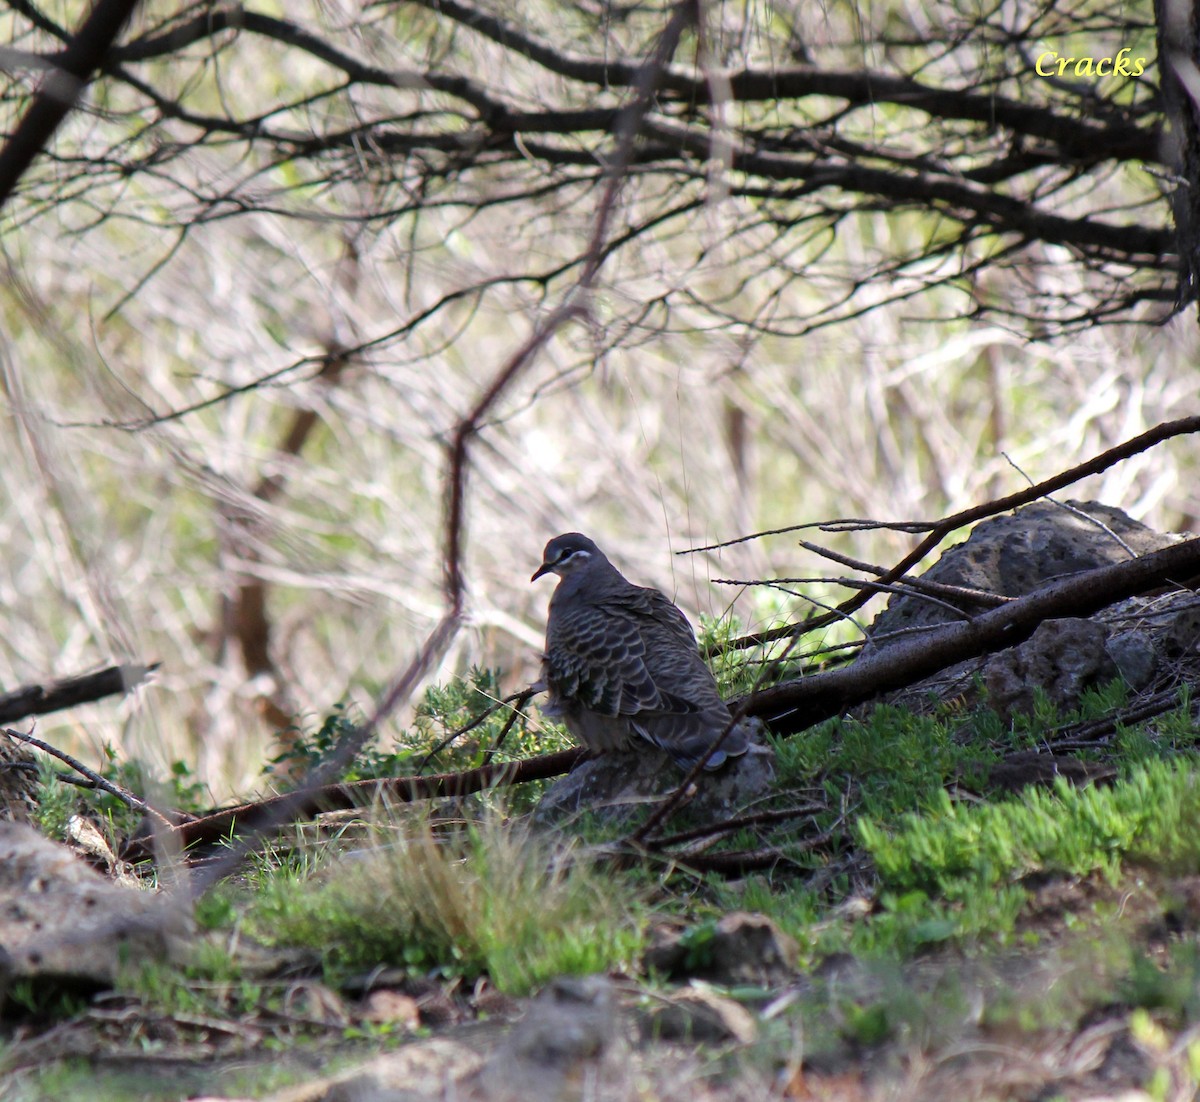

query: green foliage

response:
[673,916,721,972]
[32,747,210,844]
[194,889,238,932]
[265,702,371,778]
[699,614,812,699]
[860,759,1200,906]
[30,759,79,841]
[709,691,1200,958]
[2,979,88,1021]
[248,813,645,994]
[267,671,572,801]
[1121,943,1200,1024]
[769,703,999,827]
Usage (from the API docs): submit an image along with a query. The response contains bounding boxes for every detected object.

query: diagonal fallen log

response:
[124,747,587,860]
[740,536,1200,734]
[0,663,157,725]
[710,414,1200,653]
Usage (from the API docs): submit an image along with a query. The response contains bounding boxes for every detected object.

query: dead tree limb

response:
[741,536,1200,734]
[0,0,142,207]
[707,415,1200,653]
[4,727,175,829]
[125,747,586,861]
[0,663,156,725]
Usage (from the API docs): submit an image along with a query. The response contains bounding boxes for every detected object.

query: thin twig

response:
[3,727,175,830]
[129,747,588,860]
[704,416,1200,652]
[651,801,826,848]
[795,539,1009,608]
[418,684,539,770]
[481,686,539,765]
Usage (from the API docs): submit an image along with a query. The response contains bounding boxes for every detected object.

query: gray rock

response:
[0,821,181,987]
[863,502,1187,713]
[637,986,758,1044]
[1105,631,1159,691]
[643,911,798,987]
[533,734,774,829]
[869,501,1178,645]
[1165,605,1200,657]
[983,618,1117,720]
[0,732,39,823]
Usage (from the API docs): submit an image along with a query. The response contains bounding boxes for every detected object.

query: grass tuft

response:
[248,812,645,994]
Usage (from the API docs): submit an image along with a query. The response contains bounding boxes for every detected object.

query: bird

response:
[531,532,750,771]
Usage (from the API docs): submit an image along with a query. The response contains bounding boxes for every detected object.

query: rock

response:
[637,984,758,1044]
[0,732,39,823]
[1165,605,1200,657]
[644,912,798,987]
[1105,631,1158,691]
[862,502,1194,713]
[0,821,180,988]
[259,1037,483,1101]
[533,736,774,828]
[493,975,618,1065]
[983,618,1117,720]
[470,975,624,1102]
[868,501,1177,644]
[259,977,622,1102]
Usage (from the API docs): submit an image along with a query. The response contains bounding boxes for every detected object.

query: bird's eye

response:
[557,548,590,566]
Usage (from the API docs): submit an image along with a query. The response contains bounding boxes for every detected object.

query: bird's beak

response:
[531,561,552,582]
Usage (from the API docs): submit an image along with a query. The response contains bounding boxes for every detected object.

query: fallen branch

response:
[4,727,176,830]
[0,663,157,724]
[741,536,1200,734]
[125,747,586,861]
[706,415,1200,653]
[667,837,833,876]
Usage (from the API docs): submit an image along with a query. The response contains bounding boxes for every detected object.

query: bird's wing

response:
[546,599,675,718]
[619,587,728,710]
[623,586,699,648]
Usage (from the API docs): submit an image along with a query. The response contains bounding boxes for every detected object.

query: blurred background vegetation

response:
[0,0,1194,797]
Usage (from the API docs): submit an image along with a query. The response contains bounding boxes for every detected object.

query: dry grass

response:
[249,810,645,993]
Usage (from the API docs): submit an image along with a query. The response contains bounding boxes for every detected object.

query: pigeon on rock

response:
[532,533,750,771]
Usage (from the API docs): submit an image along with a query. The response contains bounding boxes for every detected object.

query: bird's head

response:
[531,532,603,582]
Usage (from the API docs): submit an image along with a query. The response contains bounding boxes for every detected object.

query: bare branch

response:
[4,727,175,830]
[0,664,156,725]
[715,417,1200,653]
[742,536,1200,734]
[0,0,142,208]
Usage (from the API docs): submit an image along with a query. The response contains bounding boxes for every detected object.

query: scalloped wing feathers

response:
[543,579,749,770]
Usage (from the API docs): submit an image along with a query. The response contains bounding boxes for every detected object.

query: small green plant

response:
[1122,943,1200,1024]
[860,759,1200,903]
[3,979,88,1021]
[248,811,645,994]
[32,747,211,843]
[267,672,573,800]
